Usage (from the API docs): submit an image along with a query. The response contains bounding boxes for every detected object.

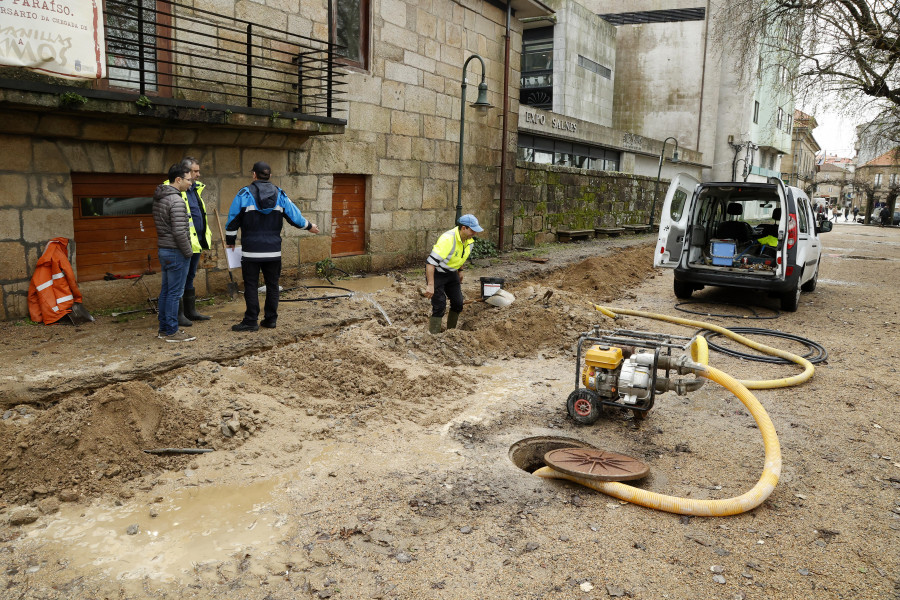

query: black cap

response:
[251,161,271,180]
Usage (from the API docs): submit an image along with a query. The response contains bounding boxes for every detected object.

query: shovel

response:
[213,209,240,299]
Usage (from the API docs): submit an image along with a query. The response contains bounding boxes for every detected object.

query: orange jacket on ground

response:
[27,238,83,324]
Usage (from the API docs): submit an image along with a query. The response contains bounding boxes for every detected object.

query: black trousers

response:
[431,269,464,317]
[241,259,281,324]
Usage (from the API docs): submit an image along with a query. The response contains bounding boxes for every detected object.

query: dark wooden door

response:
[331,174,366,256]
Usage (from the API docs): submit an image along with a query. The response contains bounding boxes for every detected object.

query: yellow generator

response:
[567,328,707,423]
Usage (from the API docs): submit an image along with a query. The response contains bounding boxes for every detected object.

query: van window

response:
[669,189,687,221]
[797,198,809,233]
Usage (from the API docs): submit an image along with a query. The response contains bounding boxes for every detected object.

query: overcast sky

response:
[810,110,857,158]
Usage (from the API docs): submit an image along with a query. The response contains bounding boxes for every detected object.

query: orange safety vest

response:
[27,237,83,324]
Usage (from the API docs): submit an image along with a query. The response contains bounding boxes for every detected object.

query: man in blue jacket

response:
[225,162,320,331]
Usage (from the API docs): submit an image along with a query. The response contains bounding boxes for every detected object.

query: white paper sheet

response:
[226,247,242,269]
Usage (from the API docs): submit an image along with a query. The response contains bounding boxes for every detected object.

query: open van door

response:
[654,173,699,268]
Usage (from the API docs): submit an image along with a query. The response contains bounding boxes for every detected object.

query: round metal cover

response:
[543,447,650,482]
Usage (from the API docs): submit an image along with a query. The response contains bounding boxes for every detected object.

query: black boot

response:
[183,290,210,321]
[178,299,193,327]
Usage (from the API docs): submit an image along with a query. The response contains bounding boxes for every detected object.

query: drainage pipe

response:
[593,305,814,389]
[536,362,781,516]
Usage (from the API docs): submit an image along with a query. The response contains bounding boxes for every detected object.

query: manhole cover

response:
[543,448,649,481]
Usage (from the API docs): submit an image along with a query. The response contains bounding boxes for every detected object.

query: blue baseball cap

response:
[458,214,483,232]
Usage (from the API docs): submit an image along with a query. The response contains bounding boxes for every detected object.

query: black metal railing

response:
[103,0,347,120]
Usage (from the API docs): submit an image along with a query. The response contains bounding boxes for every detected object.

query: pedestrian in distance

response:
[424,214,483,334]
[225,162,319,332]
[153,164,197,342]
[163,157,213,327]
[880,204,891,227]
[844,206,849,221]
[852,205,859,222]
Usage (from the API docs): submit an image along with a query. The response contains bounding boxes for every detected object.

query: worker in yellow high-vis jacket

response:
[424,214,483,334]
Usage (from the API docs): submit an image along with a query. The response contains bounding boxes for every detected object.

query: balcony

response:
[0,0,348,137]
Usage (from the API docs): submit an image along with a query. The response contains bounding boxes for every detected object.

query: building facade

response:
[782,110,821,190]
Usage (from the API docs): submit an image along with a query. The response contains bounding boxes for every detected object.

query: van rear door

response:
[654,173,699,268]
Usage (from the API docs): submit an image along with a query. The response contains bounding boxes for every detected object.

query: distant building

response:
[815,162,853,207]
[783,110,820,190]
[856,147,900,211]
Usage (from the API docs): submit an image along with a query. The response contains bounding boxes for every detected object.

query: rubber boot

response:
[446,311,460,330]
[428,316,443,335]
[178,299,193,327]
[183,290,210,321]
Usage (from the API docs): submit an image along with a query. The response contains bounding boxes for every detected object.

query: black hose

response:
[279,285,354,303]
[699,326,828,364]
[675,301,780,320]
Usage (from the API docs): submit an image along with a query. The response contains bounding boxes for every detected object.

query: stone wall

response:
[509,161,663,247]
[0,108,330,320]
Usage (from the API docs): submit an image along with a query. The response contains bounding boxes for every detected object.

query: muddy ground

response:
[0,226,897,600]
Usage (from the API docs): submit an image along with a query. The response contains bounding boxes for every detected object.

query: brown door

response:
[331,174,366,256]
[71,173,163,281]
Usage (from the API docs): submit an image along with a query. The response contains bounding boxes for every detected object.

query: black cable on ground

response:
[675,301,780,320]
[699,326,828,364]
[279,285,354,303]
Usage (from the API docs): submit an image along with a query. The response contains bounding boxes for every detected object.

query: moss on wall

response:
[510,162,663,245]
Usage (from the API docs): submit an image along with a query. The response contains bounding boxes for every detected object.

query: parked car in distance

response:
[654,175,832,311]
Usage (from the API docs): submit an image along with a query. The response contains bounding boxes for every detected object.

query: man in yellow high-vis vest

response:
[164,157,213,326]
[424,214,483,334]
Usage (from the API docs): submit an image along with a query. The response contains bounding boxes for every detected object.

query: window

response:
[577,55,611,79]
[874,173,882,188]
[71,174,165,282]
[890,173,898,186]
[521,27,554,109]
[103,0,172,94]
[517,134,620,171]
[333,0,370,69]
[776,107,784,130]
[797,198,810,234]
[753,101,759,124]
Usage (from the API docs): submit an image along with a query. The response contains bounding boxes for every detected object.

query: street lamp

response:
[649,136,679,228]
[456,54,492,225]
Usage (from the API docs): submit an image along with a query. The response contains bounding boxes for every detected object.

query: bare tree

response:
[714,0,900,141]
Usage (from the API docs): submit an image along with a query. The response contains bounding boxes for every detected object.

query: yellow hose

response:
[592,305,814,389]
[536,364,782,516]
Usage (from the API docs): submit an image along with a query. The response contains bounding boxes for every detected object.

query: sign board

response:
[0,0,106,79]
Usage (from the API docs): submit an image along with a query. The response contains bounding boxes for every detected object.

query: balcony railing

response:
[65,0,347,122]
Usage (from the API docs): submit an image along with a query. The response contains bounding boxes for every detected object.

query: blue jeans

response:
[158,247,190,335]
[184,252,201,292]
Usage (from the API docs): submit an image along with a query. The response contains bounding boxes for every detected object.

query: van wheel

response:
[674,280,693,299]
[780,281,801,312]
[801,260,820,292]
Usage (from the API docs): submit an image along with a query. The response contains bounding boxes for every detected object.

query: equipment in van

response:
[654,175,832,311]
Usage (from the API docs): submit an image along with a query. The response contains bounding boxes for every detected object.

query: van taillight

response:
[787,213,798,249]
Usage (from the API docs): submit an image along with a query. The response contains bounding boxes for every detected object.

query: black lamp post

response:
[455,54,492,225]
[650,136,679,228]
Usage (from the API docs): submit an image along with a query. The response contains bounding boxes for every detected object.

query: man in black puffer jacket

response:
[152,164,197,342]
[225,161,320,331]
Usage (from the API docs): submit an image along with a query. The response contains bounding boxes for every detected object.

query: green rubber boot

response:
[446,311,460,329]
[428,316,443,335]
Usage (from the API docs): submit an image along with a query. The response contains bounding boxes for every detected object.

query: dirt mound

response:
[0,381,205,503]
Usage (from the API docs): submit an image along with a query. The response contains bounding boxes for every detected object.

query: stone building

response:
[0,0,554,319]
[586,0,794,182]
[782,110,821,191]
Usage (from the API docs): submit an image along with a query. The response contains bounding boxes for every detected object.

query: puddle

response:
[295,275,393,294]
[26,477,287,583]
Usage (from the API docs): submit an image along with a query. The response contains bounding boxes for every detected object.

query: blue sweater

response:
[225,181,311,261]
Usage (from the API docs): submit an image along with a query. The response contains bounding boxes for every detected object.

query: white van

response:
[654,174,832,311]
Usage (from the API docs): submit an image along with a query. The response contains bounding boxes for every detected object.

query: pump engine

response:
[566,328,707,423]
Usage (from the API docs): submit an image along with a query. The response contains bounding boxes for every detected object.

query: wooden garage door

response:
[331,174,366,256]
[71,173,163,281]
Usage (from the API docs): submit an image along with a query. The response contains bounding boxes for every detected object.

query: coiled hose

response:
[593,305,814,390]
[533,303,813,516]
